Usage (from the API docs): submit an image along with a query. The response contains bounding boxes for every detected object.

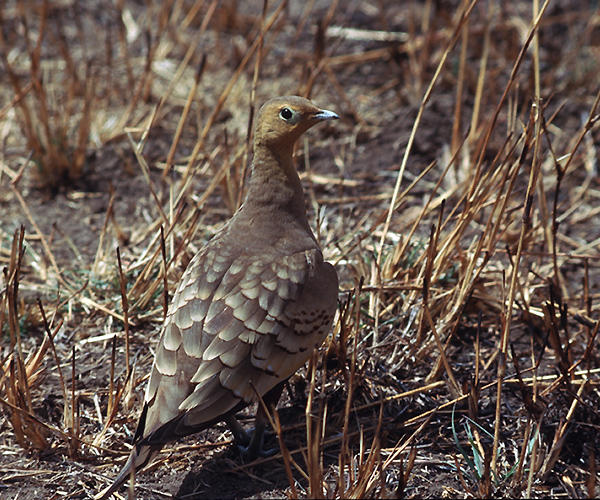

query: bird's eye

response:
[279,107,293,121]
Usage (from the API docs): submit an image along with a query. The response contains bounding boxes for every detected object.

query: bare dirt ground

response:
[1,1,599,498]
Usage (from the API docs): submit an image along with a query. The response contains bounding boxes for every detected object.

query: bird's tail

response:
[94,443,160,500]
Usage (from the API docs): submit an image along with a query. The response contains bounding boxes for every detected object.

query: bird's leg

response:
[240,381,286,460]
[225,415,251,446]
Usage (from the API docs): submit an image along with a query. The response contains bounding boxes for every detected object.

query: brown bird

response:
[96,96,339,499]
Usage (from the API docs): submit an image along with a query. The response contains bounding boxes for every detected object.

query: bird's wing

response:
[137,242,338,446]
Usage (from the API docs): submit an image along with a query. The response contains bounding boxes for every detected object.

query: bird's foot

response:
[225,416,277,460]
[238,442,278,460]
[238,427,278,460]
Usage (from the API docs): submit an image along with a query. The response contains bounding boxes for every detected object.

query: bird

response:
[95,96,339,499]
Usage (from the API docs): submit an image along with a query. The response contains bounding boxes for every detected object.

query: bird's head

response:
[254,96,338,153]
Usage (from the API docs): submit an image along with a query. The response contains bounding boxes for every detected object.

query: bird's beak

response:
[313,108,339,121]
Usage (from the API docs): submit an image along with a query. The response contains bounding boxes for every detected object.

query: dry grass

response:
[1,0,599,498]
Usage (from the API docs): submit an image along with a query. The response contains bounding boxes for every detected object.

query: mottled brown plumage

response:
[96,96,339,499]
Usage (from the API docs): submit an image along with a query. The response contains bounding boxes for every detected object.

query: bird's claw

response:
[238,441,278,460]
[236,426,277,460]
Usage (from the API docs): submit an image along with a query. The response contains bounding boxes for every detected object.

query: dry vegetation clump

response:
[1,0,599,498]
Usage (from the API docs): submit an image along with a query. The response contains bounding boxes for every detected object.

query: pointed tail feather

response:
[94,443,159,500]
[95,401,244,498]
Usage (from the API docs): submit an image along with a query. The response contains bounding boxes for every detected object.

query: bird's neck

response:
[243,143,309,224]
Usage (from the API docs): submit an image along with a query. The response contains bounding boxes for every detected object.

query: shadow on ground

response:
[174,445,292,500]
